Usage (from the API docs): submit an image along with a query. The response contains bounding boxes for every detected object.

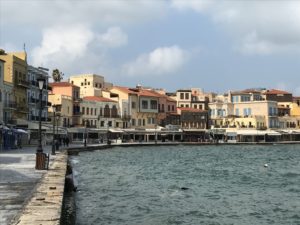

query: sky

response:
[1,0,300,95]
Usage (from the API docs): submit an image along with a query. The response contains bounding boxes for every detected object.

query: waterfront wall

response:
[13,151,68,225]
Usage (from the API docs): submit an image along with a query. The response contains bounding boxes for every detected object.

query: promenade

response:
[0,144,76,225]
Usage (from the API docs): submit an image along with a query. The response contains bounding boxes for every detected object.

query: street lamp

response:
[36,78,45,170]
[37,78,45,153]
[84,119,87,147]
[51,105,56,155]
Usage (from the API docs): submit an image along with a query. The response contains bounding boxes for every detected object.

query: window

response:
[142,100,148,109]
[194,105,197,109]
[82,107,85,114]
[180,93,184,99]
[71,81,74,84]
[88,82,90,85]
[185,104,189,108]
[87,107,89,115]
[180,104,184,107]
[138,119,142,126]
[241,95,250,102]
[235,108,239,116]
[131,102,136,109]
[168,105,170,111]
[111,105,118,117]
[104,105,110,117]
[150,100,157,109]
[143,119,145,126]
[185,93,189,100]
[148,118,151,124]
[91,108,93,115]
[200,105,203,110]
[95,83,98,88]
[81,82,83,86]
[94,108,97,115]
[172,105,175,111]
[100,121,104,127]
[132,119,136,126]
[161,104,164,112]
[108,121,112,127]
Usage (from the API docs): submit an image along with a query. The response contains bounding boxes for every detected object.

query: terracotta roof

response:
[266,89,291,95]
[178,107,206,112]
[83,96,117,103]
[50,82,79,88]
[112,86,136,94]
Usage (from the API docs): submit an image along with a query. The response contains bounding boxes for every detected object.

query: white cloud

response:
[171,0,300,55]
[97,27,128,48]
[123,46,188,76]
[171,0,213,12]
[0,0,167,27]
[31,24,94,68]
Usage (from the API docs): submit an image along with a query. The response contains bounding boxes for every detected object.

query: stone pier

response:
[13,151,68,225]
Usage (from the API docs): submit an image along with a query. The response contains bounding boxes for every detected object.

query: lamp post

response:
[51,105,56,155]
[107,119,110,145]
[35,78,45,170]
[37,78,45,153]
[84,119,87,147]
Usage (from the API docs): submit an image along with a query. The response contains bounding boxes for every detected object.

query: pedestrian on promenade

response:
[66,137,69,147]
[63,137,66,146]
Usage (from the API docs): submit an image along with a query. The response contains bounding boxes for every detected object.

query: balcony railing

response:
[4,101,16,109]
[17,80,30,88]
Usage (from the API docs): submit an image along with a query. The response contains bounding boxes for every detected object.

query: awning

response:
[236,130,281,136]
[16,129,28,134]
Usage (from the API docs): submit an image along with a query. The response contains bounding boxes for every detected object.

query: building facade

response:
[0,51,28,126]
[49,82,81,127]
[69,74,113,98]
[0,59,4,124]
[27,66,50,122]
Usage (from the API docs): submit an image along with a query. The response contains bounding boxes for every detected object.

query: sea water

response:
[72,145,300,225]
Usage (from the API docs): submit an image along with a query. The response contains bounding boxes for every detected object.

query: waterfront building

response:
[27,66,50,123]
[80,96,120,128]
[0,50,28,127]
[178,107,209,129]
[69,74,113,98]
[0,59,4,124]
[209,90,279,129]
[49,82,81,127]
[110,85,159,129]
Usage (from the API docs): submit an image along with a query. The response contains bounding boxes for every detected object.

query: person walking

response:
[66,136,69,147]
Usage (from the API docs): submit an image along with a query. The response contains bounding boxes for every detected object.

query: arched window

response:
[104,105,110,117]
[111,105,118,118]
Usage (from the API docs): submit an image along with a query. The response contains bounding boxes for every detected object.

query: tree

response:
[52,69,64,82]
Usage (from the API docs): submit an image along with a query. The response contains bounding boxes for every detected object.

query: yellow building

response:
[48,94,73,127]
[69,74,113,98]
[0,50,28,124]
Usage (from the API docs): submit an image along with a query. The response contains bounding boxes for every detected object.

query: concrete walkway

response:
[0,144,76,225]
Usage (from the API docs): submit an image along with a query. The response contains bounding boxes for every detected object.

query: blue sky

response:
[1,0,300,94]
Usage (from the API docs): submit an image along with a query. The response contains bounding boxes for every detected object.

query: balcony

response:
[73,111,82,116]
[4,101,16,109]
[17,105,28,112]
[17,80,30,88]
[31,80,37,86]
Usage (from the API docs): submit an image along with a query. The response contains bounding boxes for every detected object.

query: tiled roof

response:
[266,89,291,95]
[49,82,79,88]
[83,96,117,103]
[112,86,136,94]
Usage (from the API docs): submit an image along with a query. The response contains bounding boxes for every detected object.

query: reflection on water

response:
[72,145,300,225]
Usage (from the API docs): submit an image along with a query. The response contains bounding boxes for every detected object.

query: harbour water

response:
[72,145,300,225]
